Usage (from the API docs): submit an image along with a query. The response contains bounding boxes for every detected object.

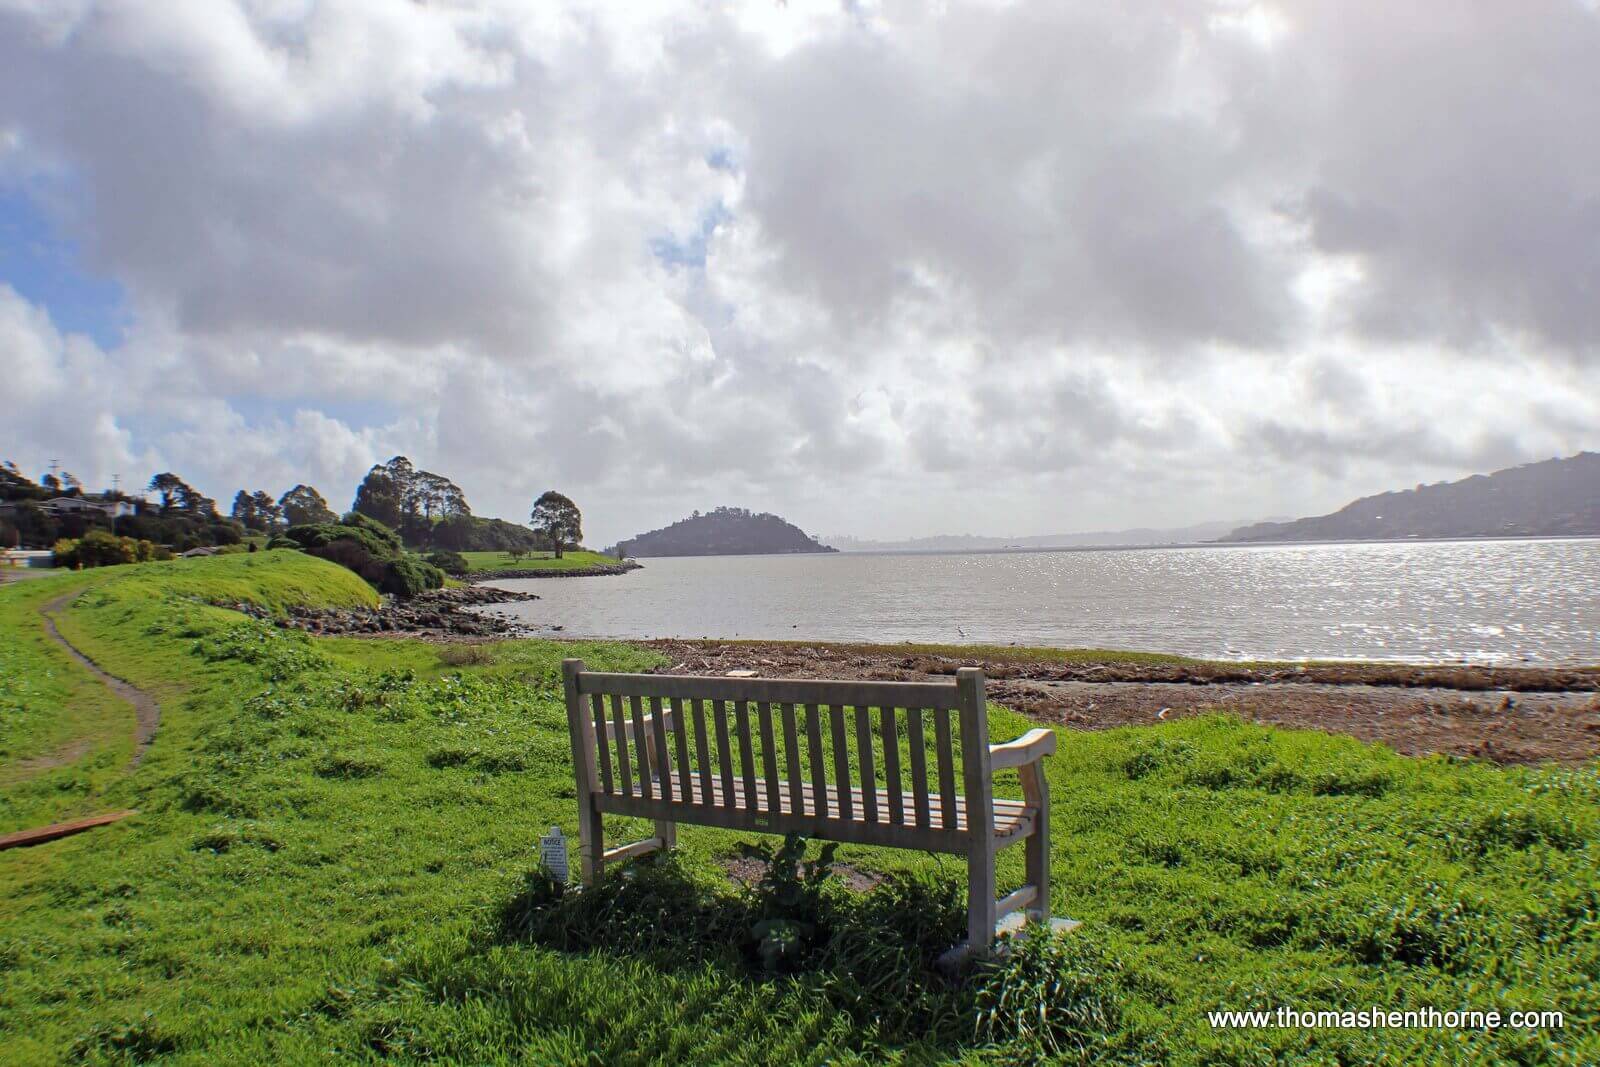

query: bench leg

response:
[653,818,677,850]
[579,800,604,887]
[1021,762,1050,923]
[966,843,997,955]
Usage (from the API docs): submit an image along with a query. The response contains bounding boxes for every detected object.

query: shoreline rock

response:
[248,586,540,640]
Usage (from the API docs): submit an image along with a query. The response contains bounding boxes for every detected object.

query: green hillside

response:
[0,553,1593,1063]
[460,549,625,573]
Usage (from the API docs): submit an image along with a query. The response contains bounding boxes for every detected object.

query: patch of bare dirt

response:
[639,639,1600,766]
[2,737,95,783]
[719,855,883,893]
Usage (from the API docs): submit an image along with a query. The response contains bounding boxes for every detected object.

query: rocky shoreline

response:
[462,561,642,581]
[251,586,540,639]
[228,598,1600,763]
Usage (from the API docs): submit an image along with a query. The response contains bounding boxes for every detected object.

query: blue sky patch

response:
[650,201,732,271]
[0,188,127,349]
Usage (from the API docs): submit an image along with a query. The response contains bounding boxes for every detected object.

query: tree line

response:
[1,456,583,559]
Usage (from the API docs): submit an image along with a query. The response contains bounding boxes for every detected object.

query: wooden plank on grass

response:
[0,810,137,850]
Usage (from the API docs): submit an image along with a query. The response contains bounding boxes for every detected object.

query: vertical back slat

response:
[829,705,853,821]
[934,707,958,830]
[735,700,758,810]
[649,695,673,803]
[758,702,781,814]
[805,704,828,818]
[881,706,902,825]
[907,708,930,828]
[713,699,736,805]
[611,694,633,797]
[692,698,714,802]
[630,695,653,800]
[671,697,694,802]
[591,692,614,795]
[855,707,878,824]
[782,703,805,815]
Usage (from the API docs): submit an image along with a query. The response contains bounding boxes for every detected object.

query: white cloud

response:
[1,0,1597,543]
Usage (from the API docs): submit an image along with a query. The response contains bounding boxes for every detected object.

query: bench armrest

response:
[988,728,1056,771]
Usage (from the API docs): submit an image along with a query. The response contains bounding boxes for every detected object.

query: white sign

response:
[539,826,569,884]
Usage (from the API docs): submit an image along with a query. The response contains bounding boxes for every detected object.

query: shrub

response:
[340,511,404,553]
[972,931,1128,1059]
[306,540,388,588]
[285,521,397,560]
[438,644,495,667]
[52,531,172,568]
[379,555,445,598]
[425,549,469,577]
[283,514,439,598]
[738,833,842,971]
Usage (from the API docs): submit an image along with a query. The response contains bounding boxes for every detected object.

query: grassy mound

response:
[460,549,625,573]
[0,554,1594,1063]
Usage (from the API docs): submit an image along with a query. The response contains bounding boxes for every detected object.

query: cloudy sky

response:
[3,0,1597,545]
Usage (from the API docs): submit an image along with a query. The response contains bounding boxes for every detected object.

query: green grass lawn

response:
[0,553,1595,1063]
[460,549,625,573]
[0,575,133,834]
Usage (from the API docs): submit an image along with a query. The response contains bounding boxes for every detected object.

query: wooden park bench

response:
[562,660,1057,957]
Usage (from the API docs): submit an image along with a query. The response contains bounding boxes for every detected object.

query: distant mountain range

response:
[616,506,837,557]
[1222,452,1600,542]
[826,519,1270,553]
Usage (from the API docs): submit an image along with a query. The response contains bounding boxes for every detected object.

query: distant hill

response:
[828,519,1267,553]
[616,507,837,558]
[1223,452,1600,542]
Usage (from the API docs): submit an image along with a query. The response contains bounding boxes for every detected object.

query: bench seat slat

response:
[594,774,1035,840]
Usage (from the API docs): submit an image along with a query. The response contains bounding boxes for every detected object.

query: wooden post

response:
[1020,759,1050,924]
[957,668,996,954]
[563,659,605,886]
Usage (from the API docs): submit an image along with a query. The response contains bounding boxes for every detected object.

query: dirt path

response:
[643,639,1600,766]
[40,591,160,770]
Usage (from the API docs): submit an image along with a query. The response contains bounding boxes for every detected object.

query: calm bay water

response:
[482,539,1600,664]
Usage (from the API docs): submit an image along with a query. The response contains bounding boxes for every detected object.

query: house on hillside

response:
[38,496,138,520]
[1,549,55,568]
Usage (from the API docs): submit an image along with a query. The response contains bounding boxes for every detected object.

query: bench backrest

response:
[563,661,992,850]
